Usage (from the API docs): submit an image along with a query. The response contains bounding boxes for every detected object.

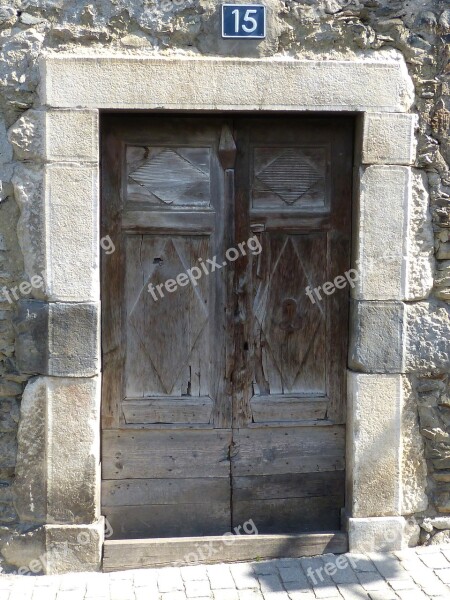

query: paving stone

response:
[161,593,188,600]
[338,583,371,599]
[185,580,211,597]
[396,591,428,600]
[238,591,264,600]
[436,568,450,584]
[258,574,283,593]
[207,565,235,590]
[347,554,377,572]
[418,552,450,569]
[251,562,279,575]
[388,577,416,590]
[357,572,391,592]
[368,553,409,580]
[230,564,259,589]
[367,592,399,600]
[277,566,310,586]
[181,566,208,582]
[158,568,185,593]
[213,590,239,600]
[322,555,359,584]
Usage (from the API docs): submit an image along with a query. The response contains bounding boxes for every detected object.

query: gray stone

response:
[13,377,46,523]
[0,433,16,469]
[14,300,100,377]
[40,52,414,112]
[14,377,101,526]
[8,109,99,163]
[347,373,402,518]
[349,301,405,373]
[348,517,406,553]
[362,113,417,165]
[405,300,450,373]
[11,164,46,300]
[352,166,411,301]
[1,520,103,574]
[406,170,434,301]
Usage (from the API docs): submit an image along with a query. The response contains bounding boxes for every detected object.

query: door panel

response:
[230,118,352,532]
[101,114,353,539]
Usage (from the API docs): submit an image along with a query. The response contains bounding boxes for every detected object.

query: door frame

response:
[13,53,421,572]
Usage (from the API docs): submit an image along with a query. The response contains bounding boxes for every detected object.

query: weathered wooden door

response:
[101,115,353,539]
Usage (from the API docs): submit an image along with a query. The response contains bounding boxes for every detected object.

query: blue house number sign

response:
[222,4,266,39]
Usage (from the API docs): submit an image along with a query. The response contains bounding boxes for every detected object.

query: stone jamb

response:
[10,52,421,572]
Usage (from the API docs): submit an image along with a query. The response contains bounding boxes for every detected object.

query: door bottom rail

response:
[103,531,348,571]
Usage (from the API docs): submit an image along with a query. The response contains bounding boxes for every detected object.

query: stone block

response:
[405,300,450,374]
[14,378,46,523]
[348,517,406,553]
[12,164,47,300]
[12,163,99,302]
[362,113,417,165]
[8,109,98,163]
[45,520,104,574]
[401,378,428,515]
[13,377,101,525]
[46,110,98,162]
[46,164,99,302]
[352,166,410,301]
[405,170,434,300]
[347,373,402,517]
[40,53,414,112]
[1,519,104,574]
[349,301,405,373]
[14,300,100,377]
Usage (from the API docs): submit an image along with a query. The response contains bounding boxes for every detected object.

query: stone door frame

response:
[11,51,426,572]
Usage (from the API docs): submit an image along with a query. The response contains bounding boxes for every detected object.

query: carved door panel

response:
[101,115,353,539]
[231,118,352,532]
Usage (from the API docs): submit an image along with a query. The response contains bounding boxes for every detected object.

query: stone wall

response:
[0,0,449,568]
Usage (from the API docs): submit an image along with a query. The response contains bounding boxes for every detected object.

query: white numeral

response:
[242,9,258,33]
[230,7,259,34]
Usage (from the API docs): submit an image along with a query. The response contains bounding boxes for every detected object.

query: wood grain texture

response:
[231,426,346,476]
[102,429,232,479]
[122,397,213,424]
[251,396,328,423]
[103,532,348,570]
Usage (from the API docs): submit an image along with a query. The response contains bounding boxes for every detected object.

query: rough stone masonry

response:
[0,0,450,573]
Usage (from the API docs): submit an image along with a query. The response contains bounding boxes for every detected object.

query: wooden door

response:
[101,115,353,539]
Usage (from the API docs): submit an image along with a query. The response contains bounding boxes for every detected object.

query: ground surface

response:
[1,547,450,599]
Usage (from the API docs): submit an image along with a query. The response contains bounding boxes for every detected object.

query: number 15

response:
[232,8,258,33]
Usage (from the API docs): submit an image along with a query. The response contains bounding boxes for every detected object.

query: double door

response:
[101,115,353,538]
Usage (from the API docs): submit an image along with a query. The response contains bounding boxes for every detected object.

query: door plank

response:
[104,503,230,539]
[233,496,343,534]
[251,396,328,423]
[231,426,345,476]
[102,429,232,480]
[122,397,213,424]
[103,532,348,570]
[233,471,345,501]
[102,477,229,506]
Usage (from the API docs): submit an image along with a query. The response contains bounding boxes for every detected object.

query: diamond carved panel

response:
[252,147,328,211]
[128,237,209,395]
[127,146,211,206]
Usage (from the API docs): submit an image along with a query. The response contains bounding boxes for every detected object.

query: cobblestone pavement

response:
[1,547,450,599]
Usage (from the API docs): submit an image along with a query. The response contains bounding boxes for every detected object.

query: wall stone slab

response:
[349,301,406,373]
[40,53,414,112]
[347,372,402,519]
[13,376,101,527]
[362,113,417,165]
[8,109,98,163]
[14,300,100,378]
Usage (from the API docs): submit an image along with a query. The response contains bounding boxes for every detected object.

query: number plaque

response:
[221,4,266,39]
